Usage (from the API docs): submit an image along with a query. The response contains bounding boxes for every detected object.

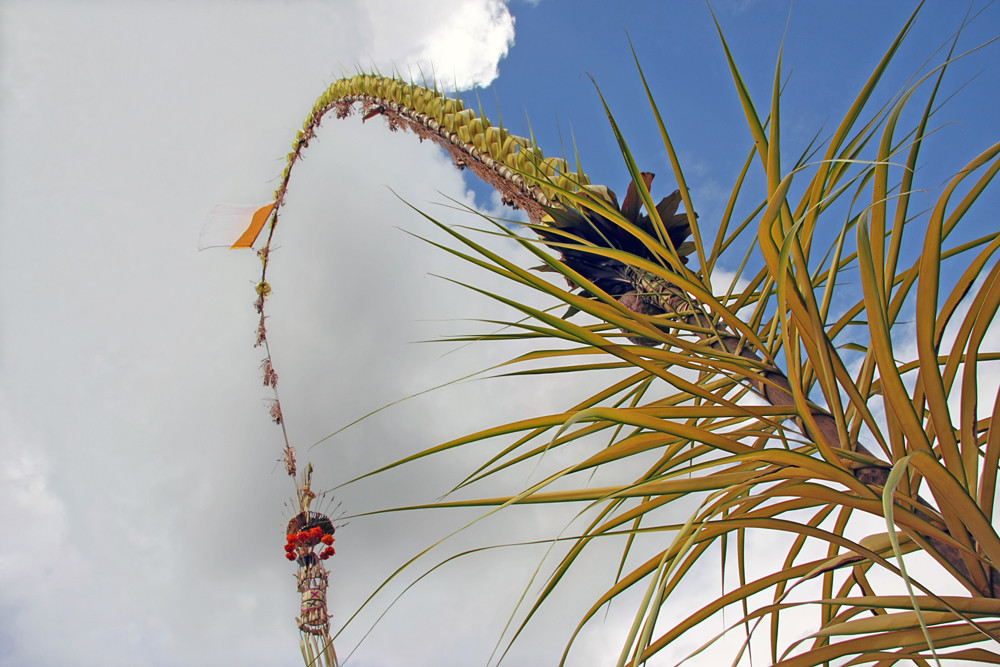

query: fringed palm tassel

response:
[300,633,338,667]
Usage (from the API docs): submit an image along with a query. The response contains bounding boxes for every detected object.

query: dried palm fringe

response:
[300,632,338,667]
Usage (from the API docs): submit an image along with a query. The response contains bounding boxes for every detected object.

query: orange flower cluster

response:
[284,526,336,561]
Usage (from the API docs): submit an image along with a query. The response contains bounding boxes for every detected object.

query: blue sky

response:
[474,1,999,247]
[1,2,998,666]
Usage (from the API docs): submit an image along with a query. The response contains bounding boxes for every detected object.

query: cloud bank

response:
[0,1,542,666]
[360,0,516,89]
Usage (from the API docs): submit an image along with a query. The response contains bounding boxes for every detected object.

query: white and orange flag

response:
[199,203,275,250]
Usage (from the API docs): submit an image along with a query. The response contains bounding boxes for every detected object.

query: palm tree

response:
[254,5,1000,665]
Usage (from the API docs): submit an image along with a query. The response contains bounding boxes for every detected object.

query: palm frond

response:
[262,5,1000,665]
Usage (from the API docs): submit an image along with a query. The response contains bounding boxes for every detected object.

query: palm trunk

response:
[625,265,1000,597]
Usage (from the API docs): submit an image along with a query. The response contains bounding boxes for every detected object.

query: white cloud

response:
[0,1,529,665]
[411,0,516,89]
[0,1,647,663]
[361,0,516,90]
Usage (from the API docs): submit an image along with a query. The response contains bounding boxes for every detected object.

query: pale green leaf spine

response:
[274,73,601,211]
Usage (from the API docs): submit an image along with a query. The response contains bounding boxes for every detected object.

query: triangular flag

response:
[199,203,275,250]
